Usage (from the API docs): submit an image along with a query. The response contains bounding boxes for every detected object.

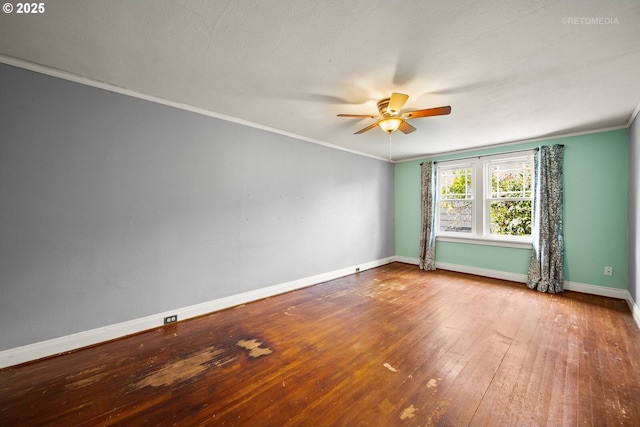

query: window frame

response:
[435,151,535,249]
[436,162,475,236]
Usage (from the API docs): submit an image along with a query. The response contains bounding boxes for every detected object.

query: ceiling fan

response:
[337,93,451,135]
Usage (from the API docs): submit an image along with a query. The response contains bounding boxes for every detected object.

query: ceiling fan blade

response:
[403,106,452,119]
[399,121,416,134]
[387,93,409,114]
[354,122,379,134]
[337,113,377,118]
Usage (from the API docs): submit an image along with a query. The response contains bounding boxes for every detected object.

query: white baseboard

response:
[434,261,529,284]
[563,280,629,300]
[627,293,640,330]
[393,256,420,265]
[394,257,527,282]
[0,257,395,369]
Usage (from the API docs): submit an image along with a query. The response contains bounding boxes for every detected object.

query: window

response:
[486,158,533,237]
[436,152,534,245]
[438,164,474,234]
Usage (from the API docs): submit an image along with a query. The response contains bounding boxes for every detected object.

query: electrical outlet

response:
[164,315,177,324]
[604,266,613,277]
[355,267,360,273]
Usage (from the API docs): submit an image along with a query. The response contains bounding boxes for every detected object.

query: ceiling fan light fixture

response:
[378,117,403,133]
[339,93,450,135]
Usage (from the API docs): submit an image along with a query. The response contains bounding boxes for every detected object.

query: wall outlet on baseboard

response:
[355,267,360,273]
[164,315,178,324]
[603,266,613,277]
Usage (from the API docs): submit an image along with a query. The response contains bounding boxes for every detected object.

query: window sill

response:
[436,235,533,249]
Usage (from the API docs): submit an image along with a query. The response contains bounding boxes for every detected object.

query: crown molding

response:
[0,55,389,163]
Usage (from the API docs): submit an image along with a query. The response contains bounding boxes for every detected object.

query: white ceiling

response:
[1,0,639,161]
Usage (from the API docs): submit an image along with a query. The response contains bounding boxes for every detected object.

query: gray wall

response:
[630,115,639,307]
[0,64,395,350]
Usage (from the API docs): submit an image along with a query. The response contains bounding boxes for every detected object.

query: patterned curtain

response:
[527,144,565,293]
[419,161,437,270]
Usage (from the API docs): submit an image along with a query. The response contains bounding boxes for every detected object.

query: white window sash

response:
[436,151,534,244]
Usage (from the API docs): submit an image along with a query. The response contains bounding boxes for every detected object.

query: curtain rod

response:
[423,144,564,165]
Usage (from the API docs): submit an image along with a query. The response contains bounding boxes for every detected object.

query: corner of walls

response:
[627,292,640,330]
[629,109,639,328]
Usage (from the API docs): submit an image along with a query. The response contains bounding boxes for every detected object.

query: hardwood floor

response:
[1,262,640,426]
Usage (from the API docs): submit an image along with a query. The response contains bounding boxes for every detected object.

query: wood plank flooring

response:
[1,262,640,426]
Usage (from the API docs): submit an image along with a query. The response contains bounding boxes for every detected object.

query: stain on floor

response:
[383,363,398,372]
[424,398,451,427]
[134,347,233,388]
[378,398,396,414]
[400,404,417,420]
[237,339,273,358]
[426,378,441,389]
[364,282,407,304]
[65,366,107,390]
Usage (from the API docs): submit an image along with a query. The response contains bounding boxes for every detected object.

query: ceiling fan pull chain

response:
[389,132,392,162]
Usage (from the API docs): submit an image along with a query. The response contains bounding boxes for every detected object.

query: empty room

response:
[1,1,640,426]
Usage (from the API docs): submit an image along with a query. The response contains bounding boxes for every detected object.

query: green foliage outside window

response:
[440,163,532,236]
[489,164,532,236]
[440,169,472,232]
[441,169,471,199]
[489,200,531,235]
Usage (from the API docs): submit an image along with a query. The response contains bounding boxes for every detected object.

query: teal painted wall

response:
[395,129,629,289]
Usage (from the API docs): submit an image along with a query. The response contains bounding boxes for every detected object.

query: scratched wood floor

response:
[2,262,640,426]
